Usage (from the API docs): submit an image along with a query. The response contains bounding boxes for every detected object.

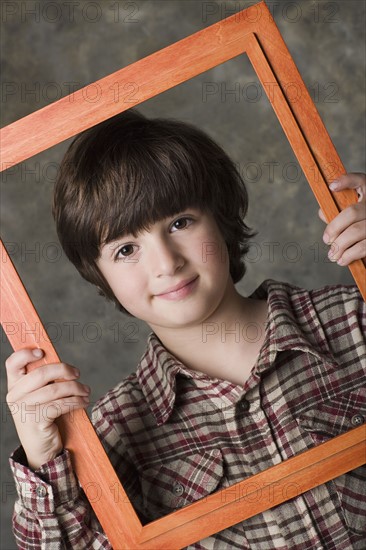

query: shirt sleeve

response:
[9,446,111,550]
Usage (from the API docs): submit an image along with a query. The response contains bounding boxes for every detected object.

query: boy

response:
[5,110,366,549]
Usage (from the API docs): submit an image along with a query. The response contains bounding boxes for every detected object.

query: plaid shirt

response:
[9,279,366,550]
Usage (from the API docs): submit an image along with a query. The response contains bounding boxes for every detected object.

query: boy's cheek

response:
[200,241,228,265]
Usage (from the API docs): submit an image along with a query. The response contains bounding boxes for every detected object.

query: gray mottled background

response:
[1,0,365,547]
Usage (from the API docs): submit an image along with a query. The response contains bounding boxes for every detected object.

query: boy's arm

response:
[5,349,111,549]
[319,173,366,266]
[9,447,111,550]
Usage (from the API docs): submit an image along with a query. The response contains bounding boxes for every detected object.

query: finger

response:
[8,362,80,399]
[330,173,366,201]
[335,239,366,266]
[5,348,44,390]
[41,395,90,421]
[8,374,90,403]
[323,203,366,244]
[327,221,366,262]
[13,394,90,425]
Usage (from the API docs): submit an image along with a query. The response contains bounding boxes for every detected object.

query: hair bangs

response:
[100,136,209,247]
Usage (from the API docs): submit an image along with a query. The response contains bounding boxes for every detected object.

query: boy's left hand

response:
[318,173,366,266]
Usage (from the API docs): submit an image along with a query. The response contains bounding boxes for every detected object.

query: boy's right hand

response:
[5,348,90,470]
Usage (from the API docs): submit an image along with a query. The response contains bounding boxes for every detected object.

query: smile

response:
[155,276,199,301]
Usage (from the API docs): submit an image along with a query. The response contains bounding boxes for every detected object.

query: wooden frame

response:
[1,2,365,548]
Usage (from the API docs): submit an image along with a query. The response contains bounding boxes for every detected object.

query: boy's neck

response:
[149,282,268,386]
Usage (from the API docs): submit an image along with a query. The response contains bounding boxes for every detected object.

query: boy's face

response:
[97,208,231,331]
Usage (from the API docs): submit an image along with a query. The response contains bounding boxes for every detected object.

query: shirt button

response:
[239,399,250,412]
[351,414,365,426]
[212,449,221,457]
[35,485,47,498]
[173,482,184,496]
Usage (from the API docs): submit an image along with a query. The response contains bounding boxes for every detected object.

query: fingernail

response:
[337,257,346,265]
[32,348,43,358]
[323,233,330,244]
[328,249,337,261]
[329,181,340,191]
[82,396,90,403]
[73,368,80,377]
[82,385,91,393]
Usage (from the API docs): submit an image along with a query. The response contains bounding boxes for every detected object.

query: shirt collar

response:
[137,333,197,425]
[251,279,339,373]
[136,279,340,426]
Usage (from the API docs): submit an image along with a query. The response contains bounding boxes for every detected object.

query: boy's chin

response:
[149,301,219,331]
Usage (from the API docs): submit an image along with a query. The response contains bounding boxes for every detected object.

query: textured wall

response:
[1,0,365,547]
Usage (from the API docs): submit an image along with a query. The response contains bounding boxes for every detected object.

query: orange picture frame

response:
[1,2,365,549]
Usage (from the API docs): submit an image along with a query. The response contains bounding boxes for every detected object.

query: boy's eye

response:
[115,244,134,259]
[170,216,193,232]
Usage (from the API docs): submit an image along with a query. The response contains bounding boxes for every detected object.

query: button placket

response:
[240,399,250,412]
[35,485,47,498]
[172,482,184,496]
[351,414,364,426]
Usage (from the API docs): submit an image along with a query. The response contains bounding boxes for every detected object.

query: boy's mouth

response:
[154,276,199,300]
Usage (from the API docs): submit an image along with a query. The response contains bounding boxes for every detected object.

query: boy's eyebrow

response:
[99,209,202,252]
[100,237,130,254]
[99,228,135,248]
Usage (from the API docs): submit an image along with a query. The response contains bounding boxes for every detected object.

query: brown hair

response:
[53,109,255,315]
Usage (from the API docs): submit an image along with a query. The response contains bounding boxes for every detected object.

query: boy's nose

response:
[151,240,185,277]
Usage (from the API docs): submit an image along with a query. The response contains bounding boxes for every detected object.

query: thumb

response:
[318,208,327,223]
